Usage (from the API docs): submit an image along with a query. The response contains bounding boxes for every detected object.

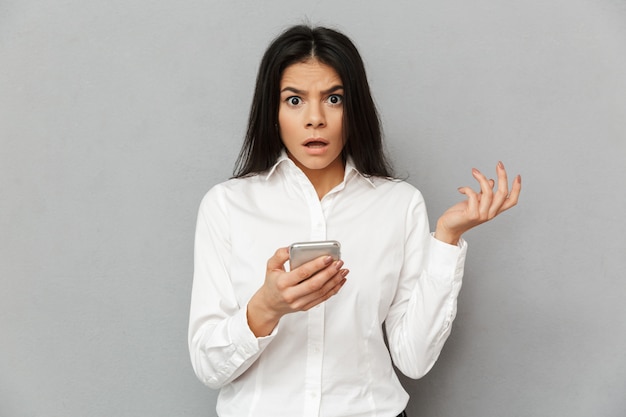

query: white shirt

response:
[189,153,467,417]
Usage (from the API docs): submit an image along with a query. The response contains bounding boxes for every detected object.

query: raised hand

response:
[434,161,521,245]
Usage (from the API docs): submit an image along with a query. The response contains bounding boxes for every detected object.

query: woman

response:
[189,24,521,417]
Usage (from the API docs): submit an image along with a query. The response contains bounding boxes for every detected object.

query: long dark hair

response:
[233,24,394,178]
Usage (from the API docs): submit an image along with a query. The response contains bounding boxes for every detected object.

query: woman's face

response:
[278,59,345,178]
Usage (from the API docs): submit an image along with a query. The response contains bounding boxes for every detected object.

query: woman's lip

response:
[303,137,329,146]
[302,138,330,155]
[304,142,328,149]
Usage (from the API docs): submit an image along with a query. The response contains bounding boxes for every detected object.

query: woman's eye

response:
[328,94,343,105]
[287,97,301,106]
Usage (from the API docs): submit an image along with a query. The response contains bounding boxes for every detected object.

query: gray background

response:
[1,0,625,416]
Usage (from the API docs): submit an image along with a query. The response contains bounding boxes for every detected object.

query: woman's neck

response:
[295,157,345,200]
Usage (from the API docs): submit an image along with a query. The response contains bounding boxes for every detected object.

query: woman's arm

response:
[188,187,266,389]
[386,162,520,378]
[384,191,466,378]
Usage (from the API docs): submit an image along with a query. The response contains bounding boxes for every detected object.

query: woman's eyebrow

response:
[280,86,305,95]
[280,85,344,95]
[322,85,344,94]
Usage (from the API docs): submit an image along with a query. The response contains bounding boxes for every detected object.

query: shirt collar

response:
[263,150,377,188]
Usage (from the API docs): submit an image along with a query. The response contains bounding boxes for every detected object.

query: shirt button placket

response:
[303,189,326,417]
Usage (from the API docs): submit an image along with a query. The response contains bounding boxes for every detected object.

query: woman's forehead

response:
[280,60,342,88]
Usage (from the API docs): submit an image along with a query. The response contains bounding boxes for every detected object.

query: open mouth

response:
[305,141,328,148]
[303,138,329,148]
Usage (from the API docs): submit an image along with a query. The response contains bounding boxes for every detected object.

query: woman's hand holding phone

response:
[246,246,348,337]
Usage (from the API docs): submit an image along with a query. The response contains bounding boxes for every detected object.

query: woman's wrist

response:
[434,222,462,246]
[247,290,282,338]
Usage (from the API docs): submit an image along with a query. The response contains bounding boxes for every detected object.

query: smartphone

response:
[288,240,341,270]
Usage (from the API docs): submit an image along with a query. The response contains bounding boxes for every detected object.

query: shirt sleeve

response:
[188,185,276,389]
[384,190,467,379]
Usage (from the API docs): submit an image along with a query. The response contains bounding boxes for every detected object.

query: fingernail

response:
[472,168,479,175]
[324,256,333,264]
[341,269,349,277]
[498,161,504,169]
[335,260,344,270]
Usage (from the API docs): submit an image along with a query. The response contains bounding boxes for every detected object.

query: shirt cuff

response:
[227,306,278,361]
[427,233,467,283]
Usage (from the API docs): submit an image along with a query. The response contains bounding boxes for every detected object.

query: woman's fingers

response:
[267,247,290,272]
[436,162,521,243]
[284,258,348,310]
[288,254,335,285]
[458,185,479,218]
[470,162,521,220]
[472,168,495,218]
[498,174,522,213]
[489,161,510,218]
[299,269,348,311]
[456,163,521,224]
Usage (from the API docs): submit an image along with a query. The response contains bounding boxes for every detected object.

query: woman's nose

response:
[305,103,326,128]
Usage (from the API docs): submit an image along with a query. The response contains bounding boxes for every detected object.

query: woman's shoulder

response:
[365,178,428,217]
[370,176,423,198]
[353,176,425,212]
[199,175,263,208]
[210,173,265,192]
